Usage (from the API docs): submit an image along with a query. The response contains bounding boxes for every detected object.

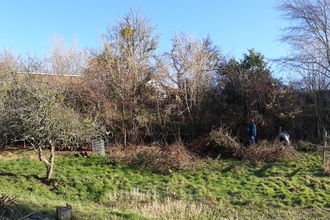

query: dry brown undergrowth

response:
[241,141,300,165]
[106,130,300,173]
[321,163,330,176]
[188,127,299,164]
[106,143,201,174]
[188,127,240,159]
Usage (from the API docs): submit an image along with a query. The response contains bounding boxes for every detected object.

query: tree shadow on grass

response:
[252,162,324,178]
[0,171,56,188]
[252,163,274,177]
[288,167,301,177]
[0,172,16,177]
[220,164,239,173]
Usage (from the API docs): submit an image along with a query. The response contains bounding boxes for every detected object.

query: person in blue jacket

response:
[248,120,257,146]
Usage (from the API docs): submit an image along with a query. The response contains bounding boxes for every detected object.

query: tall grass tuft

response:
[100,188,226,219]
[321,162,330,176]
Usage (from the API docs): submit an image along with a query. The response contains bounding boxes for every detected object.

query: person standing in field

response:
[248,120,257,146]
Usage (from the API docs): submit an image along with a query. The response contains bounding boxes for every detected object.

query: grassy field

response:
[0,147,330,219]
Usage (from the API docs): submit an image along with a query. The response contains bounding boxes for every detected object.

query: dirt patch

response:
[0,145,32,153]
[0,145,93,159]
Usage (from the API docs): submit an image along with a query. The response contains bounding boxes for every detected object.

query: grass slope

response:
[0,149,330,219]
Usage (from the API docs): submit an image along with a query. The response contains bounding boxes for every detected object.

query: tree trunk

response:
[38,145,55,180]
[122,105,127,147]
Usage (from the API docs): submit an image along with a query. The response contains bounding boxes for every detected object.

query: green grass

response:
[1,150,330,219]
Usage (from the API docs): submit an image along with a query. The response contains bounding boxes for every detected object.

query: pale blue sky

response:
[0,1,288,71]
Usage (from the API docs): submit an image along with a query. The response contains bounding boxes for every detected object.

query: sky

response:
[0,0,289,76]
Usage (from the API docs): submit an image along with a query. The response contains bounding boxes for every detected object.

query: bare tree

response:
[86,9,159,146]
[292,61,330,139]
[46,35,88,75]
[277,0,330,79]
[165,32,222,121]
[277,0,330,138]
[0,48,19,73]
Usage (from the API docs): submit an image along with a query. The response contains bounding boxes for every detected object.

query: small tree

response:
[0,74,98,179]
[0,49,98,180]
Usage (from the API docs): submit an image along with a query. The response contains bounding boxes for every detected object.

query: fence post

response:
[323,130,327,166]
